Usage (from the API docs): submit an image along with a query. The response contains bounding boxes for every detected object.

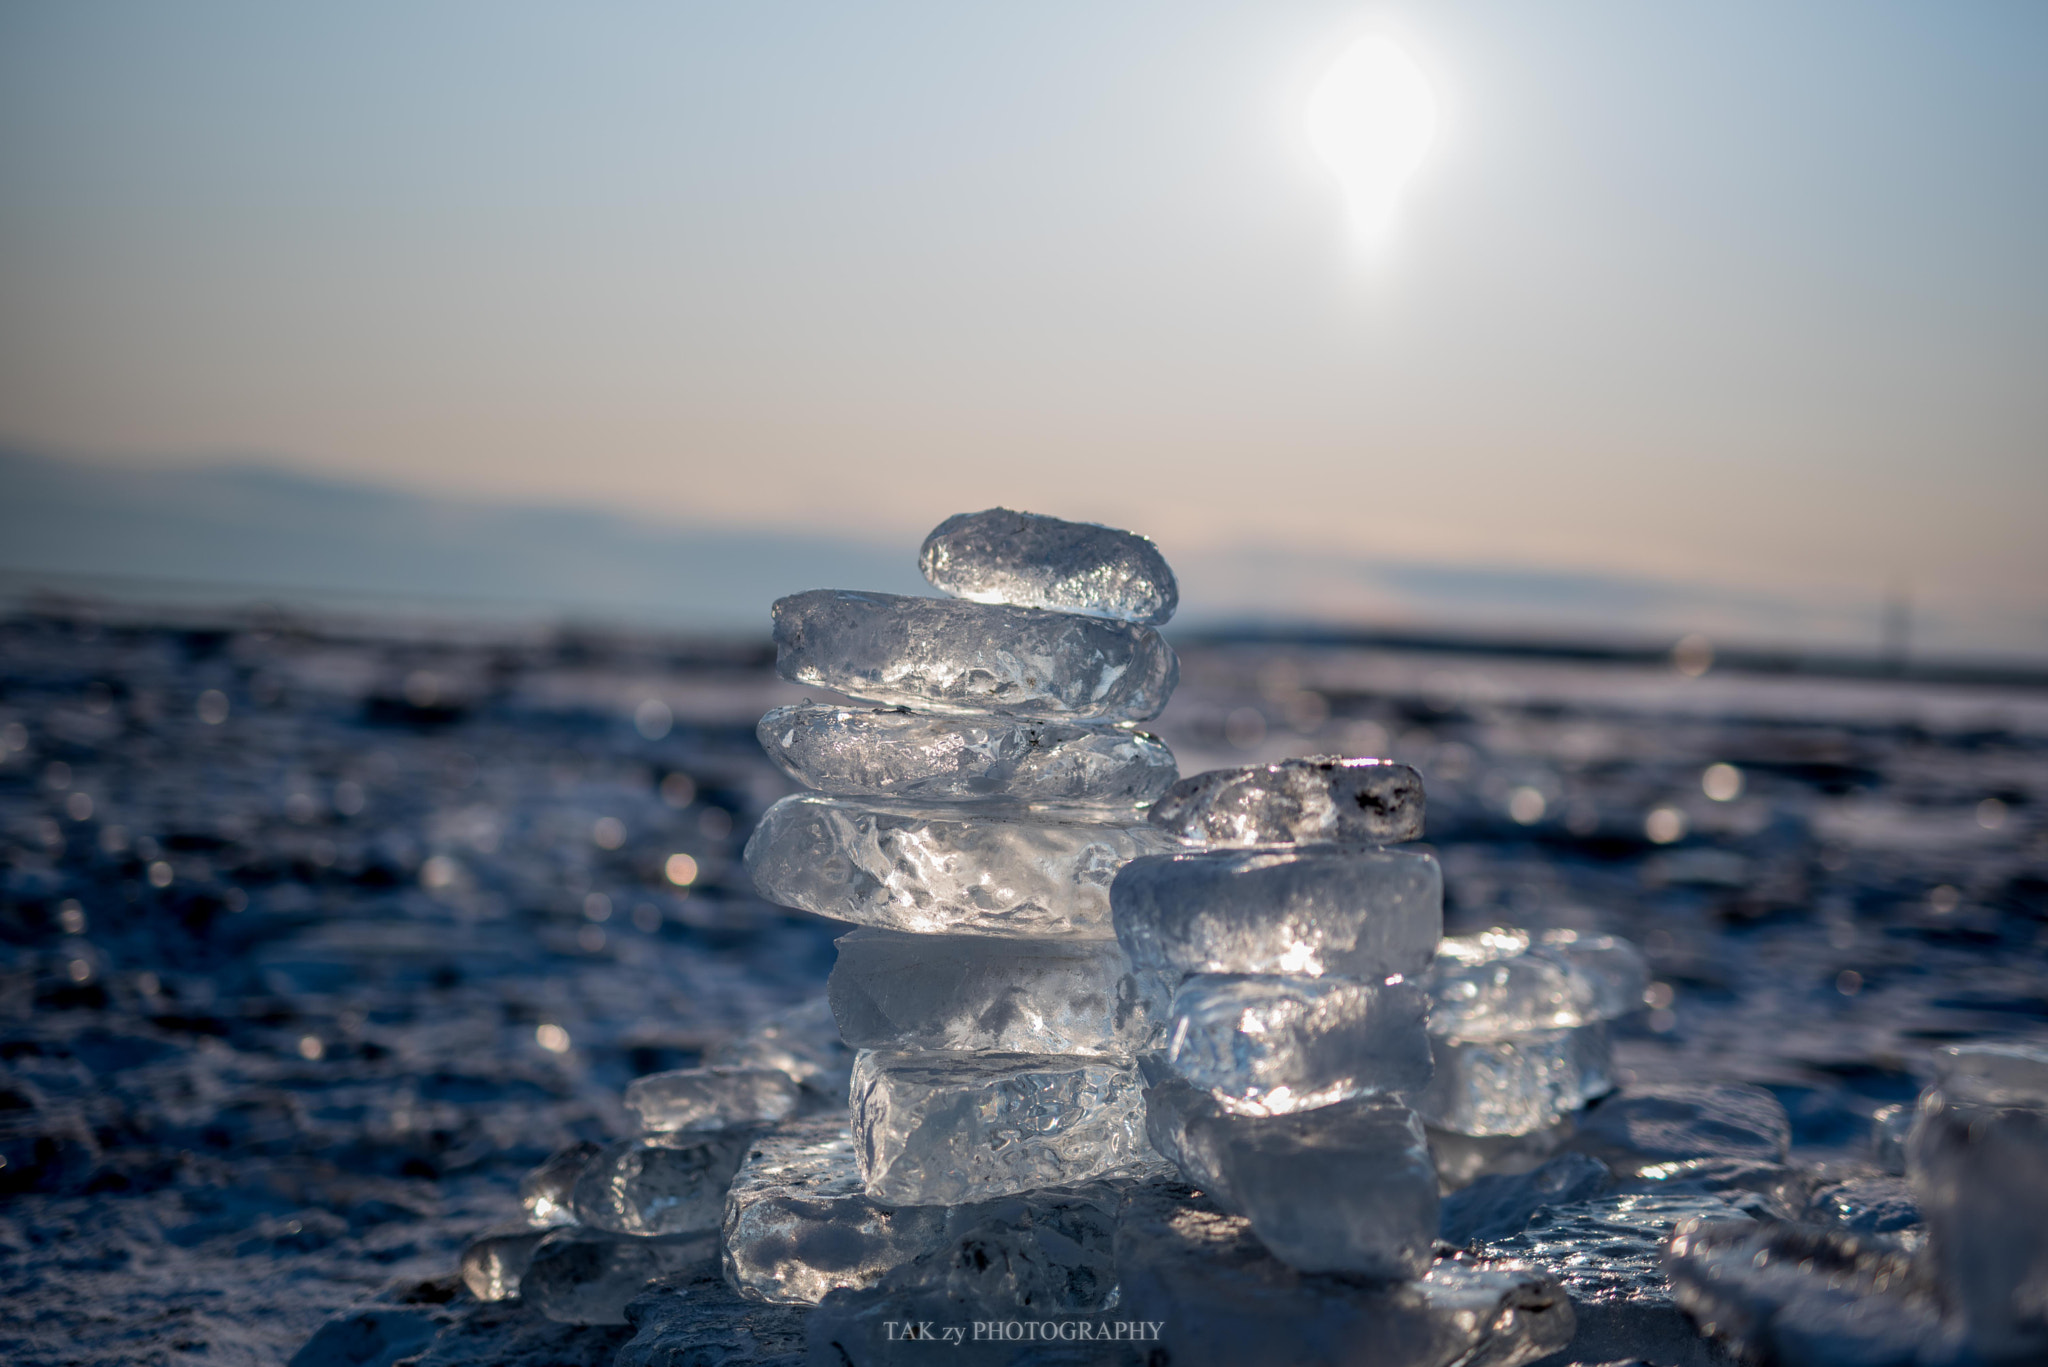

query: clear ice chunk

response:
[1908,1051,2048,1360]
[918,507,1178,626]
[457,1224,548,1301]
[1665,1217,1957,1367]
[1568,1082,1791,1176]
[1425,927,1649,1040]
[520,1227,719,1325]
[758,702,1177,806]
[1427,1118,1575,1192]
[1414,1024,1613,1137]
[722,1117,951,1305]
[1477,1191,1755,1367]
[851,1049,1148,1205]
[519,1139,600,1226]
[1143,1075,1438,1278]
[747,794,1177,938]
[1114,1184,1575,1367]
[704,997,854,1106]
[1111,846,1442,980]
[1163,974,1432,1116]
[830,928,1163,1056]
[569,1129,758,1235]
[623,1065,804,1133]
[772,589,1178,721]
[1146,757,1424,847]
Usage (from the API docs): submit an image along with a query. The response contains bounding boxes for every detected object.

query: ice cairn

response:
[454,509,1590,1365]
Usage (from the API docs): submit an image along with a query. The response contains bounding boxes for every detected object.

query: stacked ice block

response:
[1114,755,1446,1279]
[1414,927,1647,1150]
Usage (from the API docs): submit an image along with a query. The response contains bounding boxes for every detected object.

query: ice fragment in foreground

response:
[919,507,1178,625]
[1114,1183,1575,1367]
[1568,1082,1791,1175]
[1803,1173,1924,1249]
[1147,757,1423,847]
[1425,927,1649,1040]
[704,996,854,1105]
[721,1117,953,1304]
[852,1049,1147,1204]
[520,1227,718,1325]
[1112,846,1442,980]
[747,794,1176,937]
[519,1139,600,1226]
[772,589,1178,721]
[1909,1041,2048,1360]
[1144,1075,1438,1277]
[569,1130,757,1235]
[1164,973,1432,1116]
[1415,1024,1613,1137]
[759,702,1178,805]
[458,1224,548,1301]
[623,1065,802,1134]
[831,928,1162,1056]
[1477,1191,1754,1367]
[1665,1217,1957,1367]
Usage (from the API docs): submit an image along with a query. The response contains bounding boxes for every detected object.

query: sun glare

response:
[1305,35,1439,246]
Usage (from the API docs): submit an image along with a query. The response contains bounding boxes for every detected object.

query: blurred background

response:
[2,0,2043,656]
[2,6,2045,1364]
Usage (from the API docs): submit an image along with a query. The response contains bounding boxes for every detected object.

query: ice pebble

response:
[623,1065,803,1134]
[569,1129,758,1236]
[519,1139,600,1226]
[1164,973,1432,1116]
[457,1224,548,1301]
[520,1227,719,1325]
[1147,757,1423,848]
[1415,1024,1613,1138]
[919,507,1178,625]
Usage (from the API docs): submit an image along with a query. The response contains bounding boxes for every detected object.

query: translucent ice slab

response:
[830,928,1163,1055]
[918,507,1178,625]
[758,703,1177,805]
[623,1065,803,1134]
[521,1227,719,1325]
[1425,927,1649,1041]
[747,794,1176,937]
[1144,1075,1438,1278]
[569,1129,758,1235]
[772,589,1177,721]
[1413,1023,1612,1137]
[1147,757,1423,848]
[852,1049,1148,1205]
[1163,973,1432,1116]
[458,1224,547,1301]
[1111,846,1442,980]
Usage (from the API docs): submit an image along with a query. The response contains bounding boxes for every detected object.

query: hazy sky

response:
[2,3,2043,644]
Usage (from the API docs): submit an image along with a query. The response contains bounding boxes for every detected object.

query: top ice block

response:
[919,507,1178,625]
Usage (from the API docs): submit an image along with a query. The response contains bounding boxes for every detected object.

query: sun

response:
[1305,35,1439,245]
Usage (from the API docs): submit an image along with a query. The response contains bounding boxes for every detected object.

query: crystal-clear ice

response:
[1114,1184,1575,1367]
[704,996,854,1106]
[520,1227,720,1325]
[519,1139,600,1226]
[830,928,1162,1056]
[1415,1024,1613,1137]
[1908,1043,2048,1360]
[1163,974,1432,1116]
[1147,757,1424,847]
[1111,846,1442,980]
[758,702,1178,805]
[1425,927,1649,1041]
[918,507,1178,626]
[851,1049,1148,1205]
[1144,1075,1438,1278]
[747,794,1177,938]
[569,1129,758,1235]
[772,590,1178,721]
[622,1065,803,1133]
[457,1224,547,1301]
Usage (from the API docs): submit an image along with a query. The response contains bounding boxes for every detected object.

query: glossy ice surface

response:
[918,507,1178,626]
[520,1227,719,1326]
[760,702,1178,805]
[1112,845,1442,979]
[622,1065,803,1133]
[851,1049,1148,1204]
[568,1129,758,1236]
[1147,756,1423,847]
[772,589,1178,721]
[1164,973,1432,1116]
[457,1224,546,1301]
[1425,927,1650,1042]
[1143,1075,1438,1277]
[747,793,1177,937]
[830,928,1162,1055]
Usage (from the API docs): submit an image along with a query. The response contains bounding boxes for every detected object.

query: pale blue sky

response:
[1,2,2043,647]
